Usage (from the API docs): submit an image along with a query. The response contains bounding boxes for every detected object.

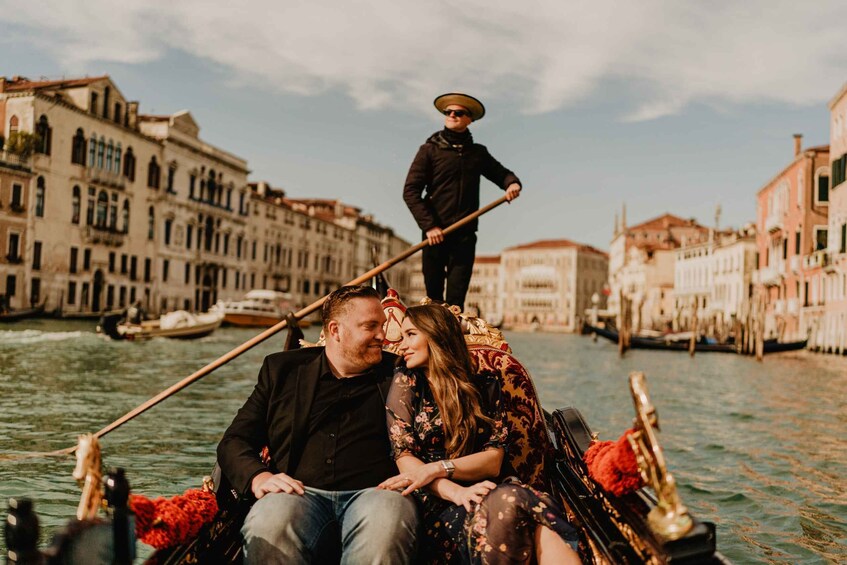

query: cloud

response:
[2,0,846,120]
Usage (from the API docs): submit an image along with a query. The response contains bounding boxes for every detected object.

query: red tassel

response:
[129,489,218,549]
[583,428,644,497]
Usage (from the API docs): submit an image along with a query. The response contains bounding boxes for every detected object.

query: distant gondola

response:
[585,322,807,354]
[0,302,45,322]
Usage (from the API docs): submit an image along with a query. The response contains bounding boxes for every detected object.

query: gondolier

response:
[403,92,522,311]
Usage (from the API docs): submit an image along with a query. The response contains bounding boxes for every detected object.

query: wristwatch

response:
[440,459,455,479]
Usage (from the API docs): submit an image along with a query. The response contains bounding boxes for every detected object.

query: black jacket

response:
[403,129,521,234]
[216,347,398,496]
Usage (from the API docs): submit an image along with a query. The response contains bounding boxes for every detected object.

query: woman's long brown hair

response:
[404,304,493,459]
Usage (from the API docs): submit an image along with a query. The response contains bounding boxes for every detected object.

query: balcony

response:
[84,166,126,189]
[765,213,784,233]
[0,150,32,172]
[803,250,831,270]
[787,298,799,315]
[753,266,782,286]
[82,225,126,247]
[773,299,785,315]
[789,255,801,274]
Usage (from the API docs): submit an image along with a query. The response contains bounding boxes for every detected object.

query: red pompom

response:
[129,489,218,549]
[583,429,644,497]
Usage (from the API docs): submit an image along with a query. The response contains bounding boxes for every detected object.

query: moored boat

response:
[585,322,807,354]
[98,308,224,341]
[0,302,46,322]
[219,289,305,328]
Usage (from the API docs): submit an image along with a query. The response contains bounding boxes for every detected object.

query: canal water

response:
[1,319,845,563]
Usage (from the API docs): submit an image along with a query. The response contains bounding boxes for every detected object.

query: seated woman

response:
[378,304,581,564]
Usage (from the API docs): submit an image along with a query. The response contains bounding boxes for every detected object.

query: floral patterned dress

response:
[386,367,579,564]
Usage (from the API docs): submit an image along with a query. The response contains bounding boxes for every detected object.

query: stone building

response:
[0,75,410,316]
[608,211,710,331]
[674,226,757,330]
[465,255,501,322]
[0,150,33,310]
[812,82,847,352]
[753,135,829,341]
[500,239,608,332]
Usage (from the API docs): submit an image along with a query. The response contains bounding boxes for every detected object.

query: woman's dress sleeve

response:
[386,368,419,459]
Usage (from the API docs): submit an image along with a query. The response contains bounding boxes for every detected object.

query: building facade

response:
[674,227,757,330]
[813,83,847,351]
[500,239,608,332]
[753,135,829,341]
[0,75,410,317]
[465,255,501,322]
[608,212,710,331]
[0,150,33,310]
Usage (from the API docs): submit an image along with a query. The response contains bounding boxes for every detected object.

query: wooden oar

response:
[27,195,512,458]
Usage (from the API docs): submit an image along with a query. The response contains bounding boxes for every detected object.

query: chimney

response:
[127,101,139,130]
[793,133,802,157]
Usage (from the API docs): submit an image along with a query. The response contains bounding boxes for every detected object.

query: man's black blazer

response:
[216,346,398,496]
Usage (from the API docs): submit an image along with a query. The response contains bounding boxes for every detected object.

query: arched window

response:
[97,137,105,169]
[9,115,18,134]
[89,134,97,166]
[123,147,136,181]
[72,185,81,224]
[103,86,111,120]
[147,206,155,240]
[96,191,108,227]
[113,103,122,124]
[71,128,86,165]
[109,193,118,229]
[114,143,122,174]
[208,170,216,203]
[121,200,130,233]
[106,141,114,171]
[35,176,45,217]
[35,115,52,155]
[147,157,161,189]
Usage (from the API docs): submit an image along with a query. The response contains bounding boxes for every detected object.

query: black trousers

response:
[421,231,476,312]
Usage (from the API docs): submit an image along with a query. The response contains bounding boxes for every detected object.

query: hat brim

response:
[434,93,485,121]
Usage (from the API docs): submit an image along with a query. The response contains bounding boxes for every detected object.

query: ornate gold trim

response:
[627,371,693,541]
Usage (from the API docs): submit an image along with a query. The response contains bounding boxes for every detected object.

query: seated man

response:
[217,285,419,564]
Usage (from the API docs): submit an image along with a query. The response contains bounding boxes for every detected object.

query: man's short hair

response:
[321,285,381,331]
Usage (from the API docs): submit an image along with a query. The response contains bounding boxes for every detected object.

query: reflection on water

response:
[1,320,846,563]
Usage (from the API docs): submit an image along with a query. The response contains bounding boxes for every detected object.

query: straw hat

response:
[433,93,485,121]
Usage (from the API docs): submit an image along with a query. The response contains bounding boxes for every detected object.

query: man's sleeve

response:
[216,357,273,496]
[480,147,521,191]
[403,144,438,232]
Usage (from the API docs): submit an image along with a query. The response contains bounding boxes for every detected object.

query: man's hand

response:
[425,227,445,246]
[505,183,522,202]
[449,480,497,512]
[251,471,305,499]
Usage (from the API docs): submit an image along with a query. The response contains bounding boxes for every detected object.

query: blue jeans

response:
[241,486,419,564]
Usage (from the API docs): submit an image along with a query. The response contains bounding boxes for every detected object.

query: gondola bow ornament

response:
[584,371,693,542]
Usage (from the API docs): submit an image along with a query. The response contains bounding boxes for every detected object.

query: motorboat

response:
[98,308,224,341]
[219,290,298,328]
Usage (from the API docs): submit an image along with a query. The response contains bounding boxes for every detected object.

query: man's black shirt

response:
[291,353,397,490]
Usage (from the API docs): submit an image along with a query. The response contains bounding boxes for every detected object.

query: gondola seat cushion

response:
[469,345,551,491]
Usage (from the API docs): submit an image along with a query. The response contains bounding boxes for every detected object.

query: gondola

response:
[585,322,807,354]
[11,290,731,564]
[0,302,45,322]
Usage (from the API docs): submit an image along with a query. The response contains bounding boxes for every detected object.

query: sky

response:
[2,0,846,254]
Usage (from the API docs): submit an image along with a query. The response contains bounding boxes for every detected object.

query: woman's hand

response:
[377,461,445,495]
[449,480,497,512]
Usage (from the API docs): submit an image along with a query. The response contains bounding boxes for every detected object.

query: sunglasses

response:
[442,109,470,118]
